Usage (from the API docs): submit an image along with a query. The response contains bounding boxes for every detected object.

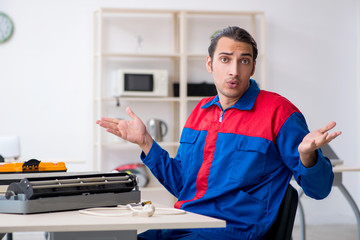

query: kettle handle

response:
[160,120,168,137]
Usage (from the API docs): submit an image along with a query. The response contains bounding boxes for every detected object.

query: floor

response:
[292,224,357,240]
[1,225,358,239]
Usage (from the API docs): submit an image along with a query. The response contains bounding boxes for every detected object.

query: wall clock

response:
[0,12,14,44]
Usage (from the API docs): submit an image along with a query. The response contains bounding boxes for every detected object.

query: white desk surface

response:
[0,207,226,233]
[2,166,358,235]
[297,164,360,240]
[333,165,360,173]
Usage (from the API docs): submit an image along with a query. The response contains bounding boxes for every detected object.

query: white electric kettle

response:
[147,119,168,142]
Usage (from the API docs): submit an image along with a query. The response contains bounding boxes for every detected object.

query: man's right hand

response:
[96,106,154,155]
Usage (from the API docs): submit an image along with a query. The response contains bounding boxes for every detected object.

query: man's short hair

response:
[208,26,258,62]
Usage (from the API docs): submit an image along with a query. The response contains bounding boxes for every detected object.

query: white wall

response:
[0,0,359,225]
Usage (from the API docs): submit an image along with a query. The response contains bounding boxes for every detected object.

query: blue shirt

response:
[141,80,333,240]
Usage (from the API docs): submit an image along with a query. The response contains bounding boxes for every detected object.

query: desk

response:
[297,165,360,240]
[0,205,226,240]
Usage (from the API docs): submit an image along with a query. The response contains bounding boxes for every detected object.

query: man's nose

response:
[229,61,240,77]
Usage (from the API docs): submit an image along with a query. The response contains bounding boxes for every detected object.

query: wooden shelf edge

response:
[99,142,180,148]
[100,97,181,102]
[95,52,180,58]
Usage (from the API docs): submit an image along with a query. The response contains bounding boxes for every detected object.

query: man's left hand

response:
[298,121,342,168]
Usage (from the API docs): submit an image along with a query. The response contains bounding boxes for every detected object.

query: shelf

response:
[93,7,265,177]
[99,97,181,103]
[186,10,264,16]
[101,141,180,148]
[95,97,210,103]
[95,52,181,58]
[97,8,179,15]
[187,53,208,58]
[186,97,207,102]
[96,8,264,16]
[93,8,265,205]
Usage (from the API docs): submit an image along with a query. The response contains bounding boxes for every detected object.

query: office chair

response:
[264,184,299,240]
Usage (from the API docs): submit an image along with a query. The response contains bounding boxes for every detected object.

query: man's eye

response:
[220,57,229,63]
[241,59,250,64]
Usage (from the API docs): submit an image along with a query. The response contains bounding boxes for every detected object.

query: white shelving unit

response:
[92,9,265,205]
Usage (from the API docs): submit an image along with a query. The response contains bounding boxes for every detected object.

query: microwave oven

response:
[112,69,168,97]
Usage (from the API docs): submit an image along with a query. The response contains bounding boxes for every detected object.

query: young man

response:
[97,26,341,240]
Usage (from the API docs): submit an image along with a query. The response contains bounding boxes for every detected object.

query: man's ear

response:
[251,60,257,76]
[206,56,213,73]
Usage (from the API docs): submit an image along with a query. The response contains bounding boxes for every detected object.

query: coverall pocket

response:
[216,189,267,223]
[179,128,200,175]
[230,136,271,184]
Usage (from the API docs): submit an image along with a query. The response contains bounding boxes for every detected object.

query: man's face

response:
[207,37,256,108]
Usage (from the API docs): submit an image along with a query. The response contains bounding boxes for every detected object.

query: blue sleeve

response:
[140,141,183,197]
[276,112,334,199]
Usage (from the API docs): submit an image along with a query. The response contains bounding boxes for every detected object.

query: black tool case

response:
[0,172,140,214]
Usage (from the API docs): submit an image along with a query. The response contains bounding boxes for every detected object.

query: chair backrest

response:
[264,184,298,240]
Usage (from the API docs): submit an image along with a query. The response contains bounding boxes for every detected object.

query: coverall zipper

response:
[219,110,224,122]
